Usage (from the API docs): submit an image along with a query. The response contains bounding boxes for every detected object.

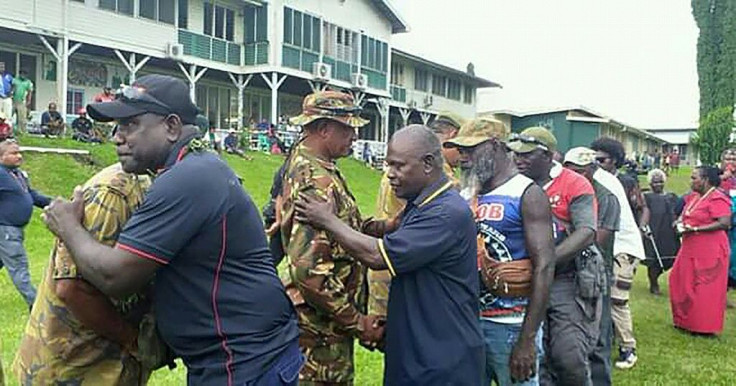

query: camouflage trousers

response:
[298,335,354,385]
[367,269,392,316]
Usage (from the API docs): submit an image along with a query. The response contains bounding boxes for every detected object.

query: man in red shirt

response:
[93,87,115,103]
[509,126,603,385]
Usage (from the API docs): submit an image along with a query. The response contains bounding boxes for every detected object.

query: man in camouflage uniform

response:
[13,163,153,385]
[281,91,385,385]
[369,111,464,316]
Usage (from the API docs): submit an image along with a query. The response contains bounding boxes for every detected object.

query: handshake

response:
[357,314,386,351]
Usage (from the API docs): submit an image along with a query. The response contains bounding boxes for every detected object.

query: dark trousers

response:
[589,292,612,386]
[540,274,601,386]
[248,340,304,386]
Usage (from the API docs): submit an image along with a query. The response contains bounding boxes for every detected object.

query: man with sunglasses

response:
[280,91,385,385]
[41,75,301,385]
[590,137,646,370]
[509,127,604,386]
[444,117,556,386]
[0,138,50,308]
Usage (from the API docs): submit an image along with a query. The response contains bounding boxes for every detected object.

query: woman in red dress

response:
[670,166,732,334]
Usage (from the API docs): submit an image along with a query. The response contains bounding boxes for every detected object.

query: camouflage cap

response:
[290,91,369,129]
[564,146,597,166]
[507,126,558,153]
[443,116,510,148]
[431,111,466,131]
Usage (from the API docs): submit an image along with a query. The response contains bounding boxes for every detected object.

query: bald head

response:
[385,125,445,200]
[390,125,443,169]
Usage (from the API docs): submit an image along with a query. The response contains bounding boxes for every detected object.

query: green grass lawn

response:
[1,137,734,385]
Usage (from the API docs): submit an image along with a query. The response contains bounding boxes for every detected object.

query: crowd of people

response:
[1,73,735,386]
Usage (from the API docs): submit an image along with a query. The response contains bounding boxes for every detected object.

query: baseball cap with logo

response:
[290,91,369,129]
[564,147,597,166]
[506,126,558,153]
[86,74,200,125]
[443,116,510,148]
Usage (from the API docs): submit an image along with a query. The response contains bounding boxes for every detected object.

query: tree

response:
[692,0,736,161]
[692,106,733,165]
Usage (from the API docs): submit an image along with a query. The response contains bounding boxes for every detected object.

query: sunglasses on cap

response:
[117,85,171,111]
[321,105,362,117]
[508,133,550,152]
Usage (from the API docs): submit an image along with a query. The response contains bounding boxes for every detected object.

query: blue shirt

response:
[116,138,299,384]
[0,166,51,227]
[379,177,484,385]
[0,73,12,98]
[475,174,533,322]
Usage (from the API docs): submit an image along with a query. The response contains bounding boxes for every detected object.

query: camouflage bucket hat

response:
[432,111,466,131]
[290,91,370,129]
[506,126,558,154]
[443,116,510,148]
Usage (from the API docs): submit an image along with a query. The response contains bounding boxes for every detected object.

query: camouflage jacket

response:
[280,144,367,342]
[13,163,152,385]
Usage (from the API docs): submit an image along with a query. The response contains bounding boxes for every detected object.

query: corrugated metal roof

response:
[370,0,409,33]
[392,49,500,88]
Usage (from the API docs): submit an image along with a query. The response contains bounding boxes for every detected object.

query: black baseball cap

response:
[87,74,199,125]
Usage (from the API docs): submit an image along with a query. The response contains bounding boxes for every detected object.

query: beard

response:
[460,155,495,200]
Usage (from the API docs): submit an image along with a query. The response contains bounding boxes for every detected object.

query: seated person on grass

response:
[223,129,252,160]
[71,109,102,144]
[41,102,65,137]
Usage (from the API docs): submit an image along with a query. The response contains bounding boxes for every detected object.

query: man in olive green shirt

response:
[12,70,33,133]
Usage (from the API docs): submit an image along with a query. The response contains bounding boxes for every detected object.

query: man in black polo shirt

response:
[295,125,483,385]
[42,75,301,385]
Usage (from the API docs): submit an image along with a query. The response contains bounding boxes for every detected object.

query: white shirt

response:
[593,168,646,260]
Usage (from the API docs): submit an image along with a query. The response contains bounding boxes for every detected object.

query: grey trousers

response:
[589,292,612,386]
[540,274,602,386]
[0,225,37,307]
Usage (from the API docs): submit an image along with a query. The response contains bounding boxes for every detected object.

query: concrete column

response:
[178,63,208,103]
[114,50,151,85]
[261,72,287,123]
[228,73,253,131]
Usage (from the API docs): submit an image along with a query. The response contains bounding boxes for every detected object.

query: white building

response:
[0,0,498,140]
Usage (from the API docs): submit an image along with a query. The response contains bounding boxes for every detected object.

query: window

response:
[178,0,188,28]
[204,2,213,35]
[245,4,268,43]
[140,0,155,20]
[285,7,320,52]
[283,7,292,44]
[463,84,473,104]
[139,0,175,24]
[99,0,133,15]
[225,9,234,41]
[415,69,428,91]
[391,63,404,86]
[159,0,175,24]
[214,6,224,39]
[204,2,235,41]
[67,88,84,115]
[447,79,461,100]
[432,74,447,96]
[360,36,387,72]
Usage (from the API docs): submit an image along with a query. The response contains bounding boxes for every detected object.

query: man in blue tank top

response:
[445,117,556,386]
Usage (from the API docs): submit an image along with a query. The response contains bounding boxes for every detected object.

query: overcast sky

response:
[391,0,699,129]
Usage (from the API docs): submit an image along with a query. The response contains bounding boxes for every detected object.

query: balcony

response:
[178,30,241,66]
[390,84,406,102]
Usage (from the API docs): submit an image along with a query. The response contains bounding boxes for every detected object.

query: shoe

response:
[615,348,637,370]
[649,285,661,295]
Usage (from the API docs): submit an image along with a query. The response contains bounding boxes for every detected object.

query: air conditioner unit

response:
[351,73,368,90]
[312,62,332,81]
[407,100,417,109]
[166,43,184,60]
[423,95,433,107]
